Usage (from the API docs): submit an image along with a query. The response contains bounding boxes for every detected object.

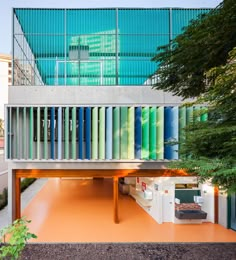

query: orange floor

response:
[22,178,236,243]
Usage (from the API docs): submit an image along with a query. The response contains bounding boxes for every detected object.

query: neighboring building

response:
[0,54,11,128]
[6,8,235,230]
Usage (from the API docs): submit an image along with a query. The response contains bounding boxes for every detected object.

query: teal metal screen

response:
[13,8,210,86]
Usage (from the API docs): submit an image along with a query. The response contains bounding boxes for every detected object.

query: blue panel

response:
[164,107,172,160]
[57,107,62,160]
[106,107,113,160]
[135,107,142,159]
[85,107,91,159]
[171,107,179,160]
[164,107,179,160]
[78,107,84,159]
[50,107,55,159]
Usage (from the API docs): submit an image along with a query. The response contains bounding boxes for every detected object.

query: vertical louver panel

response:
[57,107,62,160]
[6,105,201,161]
[85,107,91,159]
[92,107,98,159]
[142,107,149,160]
[78,107,84,159]
[156,107,164,159]
[23,107,27,159]
[29,107,34,159]
[44,107,48,159]
[179,106,186,158]
[106,107,113,160]
[72,107,77,159]
[99,107,105,159]
[64,107,69,159]
[16,107,20,159]
[50,107,55,159]
[128,107,135,159]
[113,107,120,159]
[120,107,128,159]
[186,106,193,125]
[172,107,179,160]
[37,107,40,160]
[135,107,142,159]
[164,107,172,160]
[149,107,157,160]
[201,107,208,121]
[194,106,201,122]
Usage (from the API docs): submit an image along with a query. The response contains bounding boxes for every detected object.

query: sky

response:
[0,0,222,54]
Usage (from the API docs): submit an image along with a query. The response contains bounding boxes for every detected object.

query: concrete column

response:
[8,168,16,224]
[113,177,119,224]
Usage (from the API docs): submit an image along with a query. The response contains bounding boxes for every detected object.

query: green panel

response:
[44,107,48,159]
[92,107,98,159]
[128,107,134,159]
[157,107,164,160]
[120,107,128,159]
[99,107,105,159]
[113,107,120,159]
[175,190,201,203]
[149,107,157,160]
[29,107,34,159]
[186,106,193,125]
[201,107,208,122]
[194,106,201,122]
[64,107,69,159]
[142,107,149,160]
[72,107,76,159]
[37,107,40,159]
[23,107,27,159]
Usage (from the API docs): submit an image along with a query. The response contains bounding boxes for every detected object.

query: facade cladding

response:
[7,8,209,161]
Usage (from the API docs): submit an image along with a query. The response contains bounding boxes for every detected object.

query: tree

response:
[152,0,236,99]
[151,0,236,192]
[171,48,236,192]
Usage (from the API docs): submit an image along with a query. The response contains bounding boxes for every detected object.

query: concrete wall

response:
[8,86,190,106]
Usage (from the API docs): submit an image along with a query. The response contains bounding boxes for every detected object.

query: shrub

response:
[0,178,36,211]
[0,217,37,259]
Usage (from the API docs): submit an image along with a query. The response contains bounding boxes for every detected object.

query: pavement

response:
[0,178,48,229]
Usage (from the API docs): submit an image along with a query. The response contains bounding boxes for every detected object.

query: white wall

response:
[0,61,9,120]
[218,191,228,228]
[200,183,215,223]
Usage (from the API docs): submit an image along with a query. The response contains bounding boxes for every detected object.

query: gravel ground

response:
[13,243,236,260]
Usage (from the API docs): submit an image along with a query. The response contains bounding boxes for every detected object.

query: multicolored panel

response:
[6,105,205,161]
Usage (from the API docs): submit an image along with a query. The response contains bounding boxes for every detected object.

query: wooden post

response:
[214,186,219,224]
[15,177,21,220]
[113,177,119,224]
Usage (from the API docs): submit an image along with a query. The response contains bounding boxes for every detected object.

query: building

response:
[6,8,235,230]
[0,54,11,140]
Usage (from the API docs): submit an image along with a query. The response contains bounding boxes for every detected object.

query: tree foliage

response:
[152,0,236,99]
[171,48,236,192]
[151,0,236,192]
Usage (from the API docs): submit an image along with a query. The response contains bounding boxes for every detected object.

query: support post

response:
[214,186,219,224]
[113,177,119,224]
[15,176,21,220]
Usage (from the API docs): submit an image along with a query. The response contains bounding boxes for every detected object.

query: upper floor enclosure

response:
[12,8,210,86]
